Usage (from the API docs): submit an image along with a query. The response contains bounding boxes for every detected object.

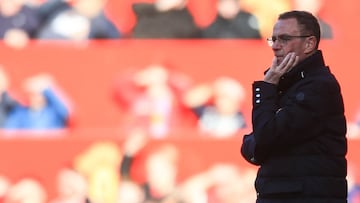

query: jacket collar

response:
[277,50,326,91]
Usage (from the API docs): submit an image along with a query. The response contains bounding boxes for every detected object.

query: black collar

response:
[277,50,326,91]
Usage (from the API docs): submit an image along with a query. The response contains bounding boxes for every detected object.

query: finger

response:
[287,54,300,71]
[277,53,292,71]
[284,53,296,70]
[270,57,278,69]
[293,55,300,67]
[284,53,299,70]
[286,56,299,72]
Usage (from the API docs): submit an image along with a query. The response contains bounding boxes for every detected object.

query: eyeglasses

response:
[267,34,312,47]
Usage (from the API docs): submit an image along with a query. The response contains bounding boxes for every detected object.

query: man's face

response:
[155,0,185,11]
[271,18,308,65]
[217,0,239,19]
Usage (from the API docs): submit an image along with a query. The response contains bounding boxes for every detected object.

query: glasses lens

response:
[267,38,274,46]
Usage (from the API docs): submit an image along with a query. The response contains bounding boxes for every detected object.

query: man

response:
[201,0,261,39]
[36,0,120,40]
[131,0,201,38]
[4,74,70,131]
[0,0,40,48]
[241,11,347,203]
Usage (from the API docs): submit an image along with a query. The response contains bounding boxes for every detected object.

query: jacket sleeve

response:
[241,133,260,165]
[43,88,70,123]
[250,79,343,163]
[90,12,121,39]
[1,91,19,113]
[37,0,68,21]
[120,154,133,180]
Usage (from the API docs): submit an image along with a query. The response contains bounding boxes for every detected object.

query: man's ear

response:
[304,36,317,54]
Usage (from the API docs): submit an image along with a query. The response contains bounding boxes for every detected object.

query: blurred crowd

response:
[0,61,249,138]
[110,62,249,138]
[1,133,360,203]
[0,0,340,137]
[0,0,333,48]
[0,134,259,203]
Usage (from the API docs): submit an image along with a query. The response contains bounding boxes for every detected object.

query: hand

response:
[183,84,212,107]
[123,128,148,156]
[264,52,299,85]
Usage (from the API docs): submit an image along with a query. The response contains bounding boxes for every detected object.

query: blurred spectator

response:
[49,168,90,203]
[347,110,360,139]
[183,76,247,138]
[348,163,360,203]
[23,0,43,7]
[347,122,360,139]
[112,63,193,138]
[349,185,360,203]
[0,66,18,128]
[74,141,122,203]
[3,177,47,203]
[120,130,179,203]
[202,0,261,39]
[36,0,120,40]
[0,0,41,49]
[292,0,333,39]
[0,176,11,202]
[117,180,145,203]
[177,163,257,203]
[239,0,290,38]
[163,163,256,203]
[131,0,201,38]
[3,73,71,131]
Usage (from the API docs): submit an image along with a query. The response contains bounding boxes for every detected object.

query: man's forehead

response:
[273,18,300,35]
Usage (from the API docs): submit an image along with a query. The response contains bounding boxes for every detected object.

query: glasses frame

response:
[267,34,312,47]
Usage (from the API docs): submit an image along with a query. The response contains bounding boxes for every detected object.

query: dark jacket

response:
[36,0,120,39]
[0,5,40,38]
[241,50,347,203]
[131,3,201,38]
[202,11,261,39]
[0,92,18,127]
